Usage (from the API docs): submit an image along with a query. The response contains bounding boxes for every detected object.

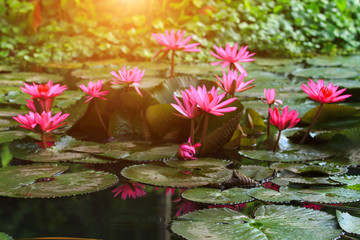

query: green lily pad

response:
[71,68,114,81]
[239,148,333,162]
[272,175,342,186]
[234,165,274,182]
[0,108,28,117]
[0,72,64,84]
[0,64,17,73]
[0,165,118,198]
[0,232,13,240]
[125,144,179,161]
[291,67,359,80]
[94,141,151,160]
[271,163,348,176]
[248,186,360,204]
[165,158,231,169]
[341,55,360,69]
[255,58,297,66]
[172,205,341,240]
[330,175,360,187]
[4,90,28,106]
[301,104,357,125]
[174,64,221,75]
[0,130,25,144]
[337,211,360,235]
[306,56,343,67]
[121,159,233,188]
[181,187,253,205]
[270,65,302,74]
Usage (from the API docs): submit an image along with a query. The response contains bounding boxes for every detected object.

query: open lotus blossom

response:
[112,182,146,200]
[110,66,144,96]
[261,88,283,106]
[20,81,67,112]
[152,29,200,57]
[171,90,200,119]
[269,106,300,152]
[185,85,237,116]
[301,79,352,104]
[210,43,255,75]
[13,111,69,133]
[79,80,109,103]
[178,138,201,160]
[300,79,352,144]
[215,69,255,96]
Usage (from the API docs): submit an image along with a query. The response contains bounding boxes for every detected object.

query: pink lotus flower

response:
[178,138,201,160]
[110,66,145,96]
[112,182,146,200]
[215,69,255,96]
[20,81,67,99]
[13,111,69,133]
[269,106,300,131]
[261,88,283,106]
[210,43,255,75]
[152,29,200,57]
[79,80,109,103]
[301,79,351,104]
[171,90,200,119]
[185,85,237,116]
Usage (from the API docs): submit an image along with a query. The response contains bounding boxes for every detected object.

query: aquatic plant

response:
[261,88,283,138]
[110,66,145,96]
[177,138,201,160]
[214,69,255,97]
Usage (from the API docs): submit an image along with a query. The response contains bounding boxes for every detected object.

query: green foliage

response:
[1,0,360,64]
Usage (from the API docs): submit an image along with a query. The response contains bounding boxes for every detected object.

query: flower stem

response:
[300,103,324,144]
[200,114,209,153]
[273,130,282,152]
[190,118,195,145]
[94,99,108,135]
[267,104,271,139]
[170,49,175,78]
[41,133,47,149]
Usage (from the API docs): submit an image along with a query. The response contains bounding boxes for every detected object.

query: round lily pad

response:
[0,72,64,84]
[0,130,26,144]
[248,186,360,204]
[291,67,359,80]
[255,58,297,66]
[272,176,342,186]
[234,165,274,182]
[172,205,341,240]
[239,148,333,162]
[125,144,179,161]
[174,64,221,75]
[0,165,118,198]
[337,211,360,235]
[121,160,233,188]
[330,175,360,191]
[165,158,231,169]
[94,141,151,160]
[340,55,360,69]
[306,56,343,67]
[181,187,253,205]
[271,163,348,176]
[71,68,114,81]
[0,64,17,73]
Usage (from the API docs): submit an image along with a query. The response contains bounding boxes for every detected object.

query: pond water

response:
[0,55,360,240]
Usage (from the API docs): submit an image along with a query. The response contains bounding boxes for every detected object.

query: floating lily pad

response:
[271,163,348,176]
[341,55,360,69]
[0,118,17,128]
[165,158,231,169]
[248,186,360,204]
[4,90,28,105]
[60,140,109,154]
[0,108,28,117]
[0,72,64,84]
[330,175,360,187]
[172,205,341,240]
[181,187,253,205]
[270,64,300,74]
[0,165,118,198]
[337,211,360,235]
[255,58,297,66]
[121,159,233,188]
[71,68,114,81]
[94,141,151,160]
[272,176,341,186]
[239,148,333,162]
[301,104,357,125]
[174,64,221,75]
[125,144,179,161]
[234,165,274,182]
[0,130,26,144]
[291,67,359,80]
[306,56,343,66]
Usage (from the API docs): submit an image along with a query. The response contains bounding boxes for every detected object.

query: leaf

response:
[121,158,233,188]
[181,187,253,205]
[301,104,357,125]
[292,67,359,80]
[271,162,348,176]
[336,211,360,235]
[306,56,343,67]
[234,165,274,182]
[0,165,118,198]
[172,205,341,240]
[0,130,25,144]
[125,144,179,161]
[0,232,12,240]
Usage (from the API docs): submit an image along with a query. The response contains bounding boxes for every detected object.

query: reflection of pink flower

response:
[20,81,67,99]
[173,198,198,217]
[171,90,200,119]
[261,88,283,106]
[178,138,201,160]
[154,187,177,196]
[302,203,323,211]
[152,29,200,57]
[301,79,351,104]
[263,182,280,192]
[185,85,237,116]
[13,111,69,133]
[210,43,255,75]
[269,106,300,131]
[112,182,146,200]
[79,80,109,103]
[215,69,255,96]
[110,66,145,96]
